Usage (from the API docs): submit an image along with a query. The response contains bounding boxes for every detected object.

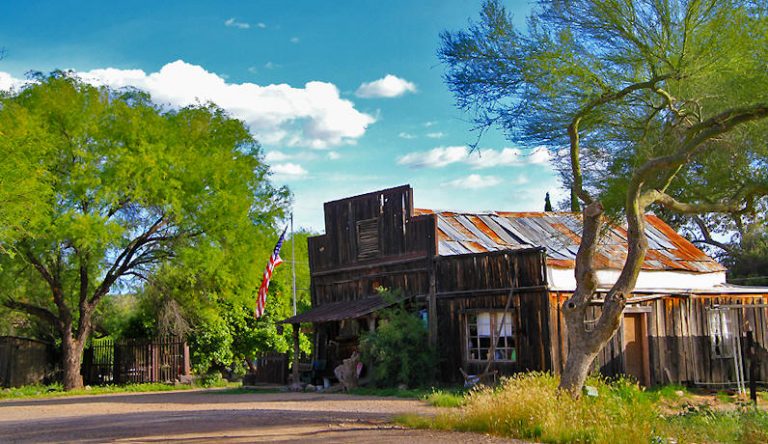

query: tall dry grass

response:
[397,372,768,444]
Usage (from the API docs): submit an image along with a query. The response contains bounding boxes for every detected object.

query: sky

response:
[0,0,566,231]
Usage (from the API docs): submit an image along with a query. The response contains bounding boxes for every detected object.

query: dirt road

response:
[0,388,516,443]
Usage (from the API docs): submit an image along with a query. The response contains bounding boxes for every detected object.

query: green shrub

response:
[425,389,466,408]
[359,302,437,388]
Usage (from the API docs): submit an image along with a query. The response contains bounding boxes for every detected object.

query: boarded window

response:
[356,218,379,259]
[466,311,517,362]
[707,308,733,359]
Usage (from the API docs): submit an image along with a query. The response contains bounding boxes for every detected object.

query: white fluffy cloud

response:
[264,151,291,162]
[73,60,375,148]
[426,132,445,139]
[397,146,468,168]
[224,18,250,29]
[355,74,417,99]
[397,146,551,169]
[444,174,502,189]
[0,72,26,91]
[271,162,307,177]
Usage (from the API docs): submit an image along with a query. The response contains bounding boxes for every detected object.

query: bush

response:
[359,304,437,388]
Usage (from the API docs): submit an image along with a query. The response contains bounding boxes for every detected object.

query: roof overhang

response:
[280,295,402,324]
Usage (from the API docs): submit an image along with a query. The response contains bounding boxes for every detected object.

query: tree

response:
[117,229,313,376]
[544,192,553,212]
[0,74,287,389]
[440,0,768,394]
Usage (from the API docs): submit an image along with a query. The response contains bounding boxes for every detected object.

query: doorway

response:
[623,313,650,386]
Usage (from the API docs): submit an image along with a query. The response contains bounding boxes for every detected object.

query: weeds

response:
[396,372,768,444]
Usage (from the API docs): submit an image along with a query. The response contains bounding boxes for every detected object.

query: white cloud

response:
[423,121,437,127]
[426,132,445,139]
[444,174,502,189]
[264,61,280,70]
[73,60,375,148]
[247,66,258,74]
[0,72,26,91]
[224,18,250,29]
[271,162,307,176]
[397,146,468,168]
[257,22,267,29]
[290,37,300,44]
[397,146,552,169]
[355,74,417,99]
[327,151,341,160]
[265,151,291,162]
[398,132,416,139]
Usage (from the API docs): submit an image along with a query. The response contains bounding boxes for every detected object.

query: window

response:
[707,308,733,358]
[466,311,516,362]
[356,218,379,259]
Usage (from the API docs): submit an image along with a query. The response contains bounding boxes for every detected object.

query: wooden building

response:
[283,185,767,387]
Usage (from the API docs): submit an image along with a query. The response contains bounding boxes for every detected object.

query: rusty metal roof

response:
[280,295,399,324]
[415,210,724,273]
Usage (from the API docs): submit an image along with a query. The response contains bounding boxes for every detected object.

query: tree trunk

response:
[61,333,85,390]
[559,307,603,396]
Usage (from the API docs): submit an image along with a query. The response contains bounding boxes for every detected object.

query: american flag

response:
[255,227,287,318]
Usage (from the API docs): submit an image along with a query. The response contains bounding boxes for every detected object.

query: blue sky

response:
[0,0,565,231]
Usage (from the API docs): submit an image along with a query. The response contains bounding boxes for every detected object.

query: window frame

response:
[464,309,517,363]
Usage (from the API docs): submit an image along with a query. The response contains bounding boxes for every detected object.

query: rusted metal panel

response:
[281,295,399,324]
[424,210,724,273]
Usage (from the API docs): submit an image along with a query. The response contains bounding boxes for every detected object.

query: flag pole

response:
[290,210,300,386]
[291,211,296,317]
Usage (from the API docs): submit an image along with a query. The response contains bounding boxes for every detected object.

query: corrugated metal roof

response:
[280,295,399,324]
[415,210,724,273]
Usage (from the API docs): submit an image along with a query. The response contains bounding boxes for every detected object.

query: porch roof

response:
[280,295,399,324]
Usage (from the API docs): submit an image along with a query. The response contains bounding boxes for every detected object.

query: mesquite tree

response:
[440,0,768,394]
[0,74,286,389]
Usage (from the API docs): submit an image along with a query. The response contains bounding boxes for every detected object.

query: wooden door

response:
[623,313,650,386]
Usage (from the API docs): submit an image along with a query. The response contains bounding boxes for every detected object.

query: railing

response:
[83,337,190,385]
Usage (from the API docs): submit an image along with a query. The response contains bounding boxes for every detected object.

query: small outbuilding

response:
[283,185,767,387]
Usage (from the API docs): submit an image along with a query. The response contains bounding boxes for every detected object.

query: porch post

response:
[428,260,438,347]
[292,323,301,384]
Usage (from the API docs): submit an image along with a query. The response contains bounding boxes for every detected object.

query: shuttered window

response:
[356,218,379,259]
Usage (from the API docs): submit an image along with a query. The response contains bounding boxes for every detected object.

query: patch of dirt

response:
[0,388,520,443]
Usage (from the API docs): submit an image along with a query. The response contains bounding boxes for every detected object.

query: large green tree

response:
[0,74,287,389]
[440,0,768,394]
[122,229,313,376]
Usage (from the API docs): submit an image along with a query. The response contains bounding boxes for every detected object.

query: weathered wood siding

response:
[434,249,549,382]
[549,292,768,386]
[308,185,436,305]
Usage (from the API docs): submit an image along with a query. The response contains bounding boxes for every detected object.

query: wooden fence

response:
[244,351,289,385]
[82,337,190,385]
[0,336,51,388]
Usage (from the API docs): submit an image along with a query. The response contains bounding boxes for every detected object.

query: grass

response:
[348,386,431,399]
[0,380,241,401]
[348,386,467,407]
[0,382,191,400]
[395,372,768,444]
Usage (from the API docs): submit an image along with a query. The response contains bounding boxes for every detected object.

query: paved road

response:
[0,389,517,443]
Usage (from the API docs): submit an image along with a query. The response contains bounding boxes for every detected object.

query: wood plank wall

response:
[548,292,768,386]
[434,249,549,382]
[308,185,436,306]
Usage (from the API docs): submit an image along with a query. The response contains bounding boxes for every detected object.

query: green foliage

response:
[359,298,437,388]
[0,74,289,387]
[0,382,192,400]
[440,0,768,216]
[400,373,768,444]
[724,224,768,285]
[424,389,466,408]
